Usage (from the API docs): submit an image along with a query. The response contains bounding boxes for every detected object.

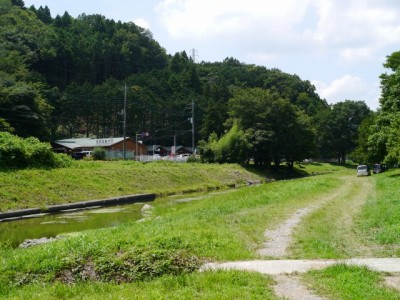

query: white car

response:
[357,165,371,177]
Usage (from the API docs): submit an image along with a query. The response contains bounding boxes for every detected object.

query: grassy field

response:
[1,162,399,299]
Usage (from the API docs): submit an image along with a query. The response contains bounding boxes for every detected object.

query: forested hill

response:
[1,0,376,166]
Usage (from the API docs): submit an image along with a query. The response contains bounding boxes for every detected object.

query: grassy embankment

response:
[0,162,342,298]
[1,163,399,298]
[0,160,262,212]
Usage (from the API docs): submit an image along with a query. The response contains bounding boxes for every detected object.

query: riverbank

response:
[0,161,260,212]
[2,165,399,298]
[0,160,345,213]
[0,193,155,220]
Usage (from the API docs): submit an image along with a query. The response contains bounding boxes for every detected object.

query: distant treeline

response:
[3,0,398,167]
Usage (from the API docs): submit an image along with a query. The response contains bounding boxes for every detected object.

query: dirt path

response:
[385,274,400,291]
[257,176,357,257]
[204,175,400,299]
[274,275,326,300]
[257,177,352,257]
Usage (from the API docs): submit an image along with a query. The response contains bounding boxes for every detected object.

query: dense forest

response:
[1,0,399,167]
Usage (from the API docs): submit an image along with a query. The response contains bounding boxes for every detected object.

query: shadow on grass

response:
[244,164,310,181]
[244,161,356,181]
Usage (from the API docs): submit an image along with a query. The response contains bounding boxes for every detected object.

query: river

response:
[0,190,235,248]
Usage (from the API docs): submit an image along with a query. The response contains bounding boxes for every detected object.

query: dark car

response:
[71,152,85,160]
[373,164,386,174]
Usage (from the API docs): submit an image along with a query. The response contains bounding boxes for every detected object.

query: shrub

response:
[92,147,106,160]
[0,132,72,169]
[199,122,250,164]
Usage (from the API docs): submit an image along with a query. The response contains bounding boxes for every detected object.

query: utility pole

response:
[123,83,127,160]
[173,133,177,157]
[191,100,195,155]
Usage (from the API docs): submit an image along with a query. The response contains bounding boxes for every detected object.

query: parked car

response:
[373,163,386,174]
[71,152,84,160]
[71,151,92,160]
[81,151,92,157]
[357,164,371,177]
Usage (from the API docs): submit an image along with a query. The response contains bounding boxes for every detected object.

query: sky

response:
[23,0,400,111]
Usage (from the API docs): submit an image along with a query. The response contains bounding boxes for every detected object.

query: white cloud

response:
[246,52,278,64]
[156,0,312,39]
[339,47,374,63]
[312,75,380,110]
[154,0,394,110]
[133,18,150,29]
[310,0,400,52]
[156,0,400,60]
[313,75,365,100]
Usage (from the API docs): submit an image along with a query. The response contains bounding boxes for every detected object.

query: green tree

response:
[319,100,371,164]
[199,122,250,164]
[366,51,400,165]
[228,88,315,168]
[348,114,378,164]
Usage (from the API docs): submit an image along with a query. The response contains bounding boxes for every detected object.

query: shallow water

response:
[0,203,145,247]
[0,189,236,248]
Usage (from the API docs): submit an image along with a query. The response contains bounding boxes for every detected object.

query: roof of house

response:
[53,137,128,150]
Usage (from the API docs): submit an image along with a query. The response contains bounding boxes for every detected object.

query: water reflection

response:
[0,189,237,248]
[0,204,144,247]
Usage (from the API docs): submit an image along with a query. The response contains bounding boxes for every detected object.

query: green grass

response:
[0,161,261,212]
[290,174,375,259]
[0,167,342,298]
[4,162,397,299]
[360,169,400,252]
[304,264,400,300]
[291,167,400,259]
[0,161,346,212]
[2,271,277,300]
[289,167,400,259]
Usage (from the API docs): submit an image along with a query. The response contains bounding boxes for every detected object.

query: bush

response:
[0,132,72,169]
[199,122,250,164]
[92,147,106,160]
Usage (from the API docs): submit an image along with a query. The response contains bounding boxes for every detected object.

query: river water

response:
[0,204,145,248]
[0,190,235,248]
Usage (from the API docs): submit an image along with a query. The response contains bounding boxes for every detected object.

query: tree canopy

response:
[0,0,376,167]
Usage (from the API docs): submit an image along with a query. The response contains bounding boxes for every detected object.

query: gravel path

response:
[257,178,353,257]
[274,275,326,300]
[203,176,400,299]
